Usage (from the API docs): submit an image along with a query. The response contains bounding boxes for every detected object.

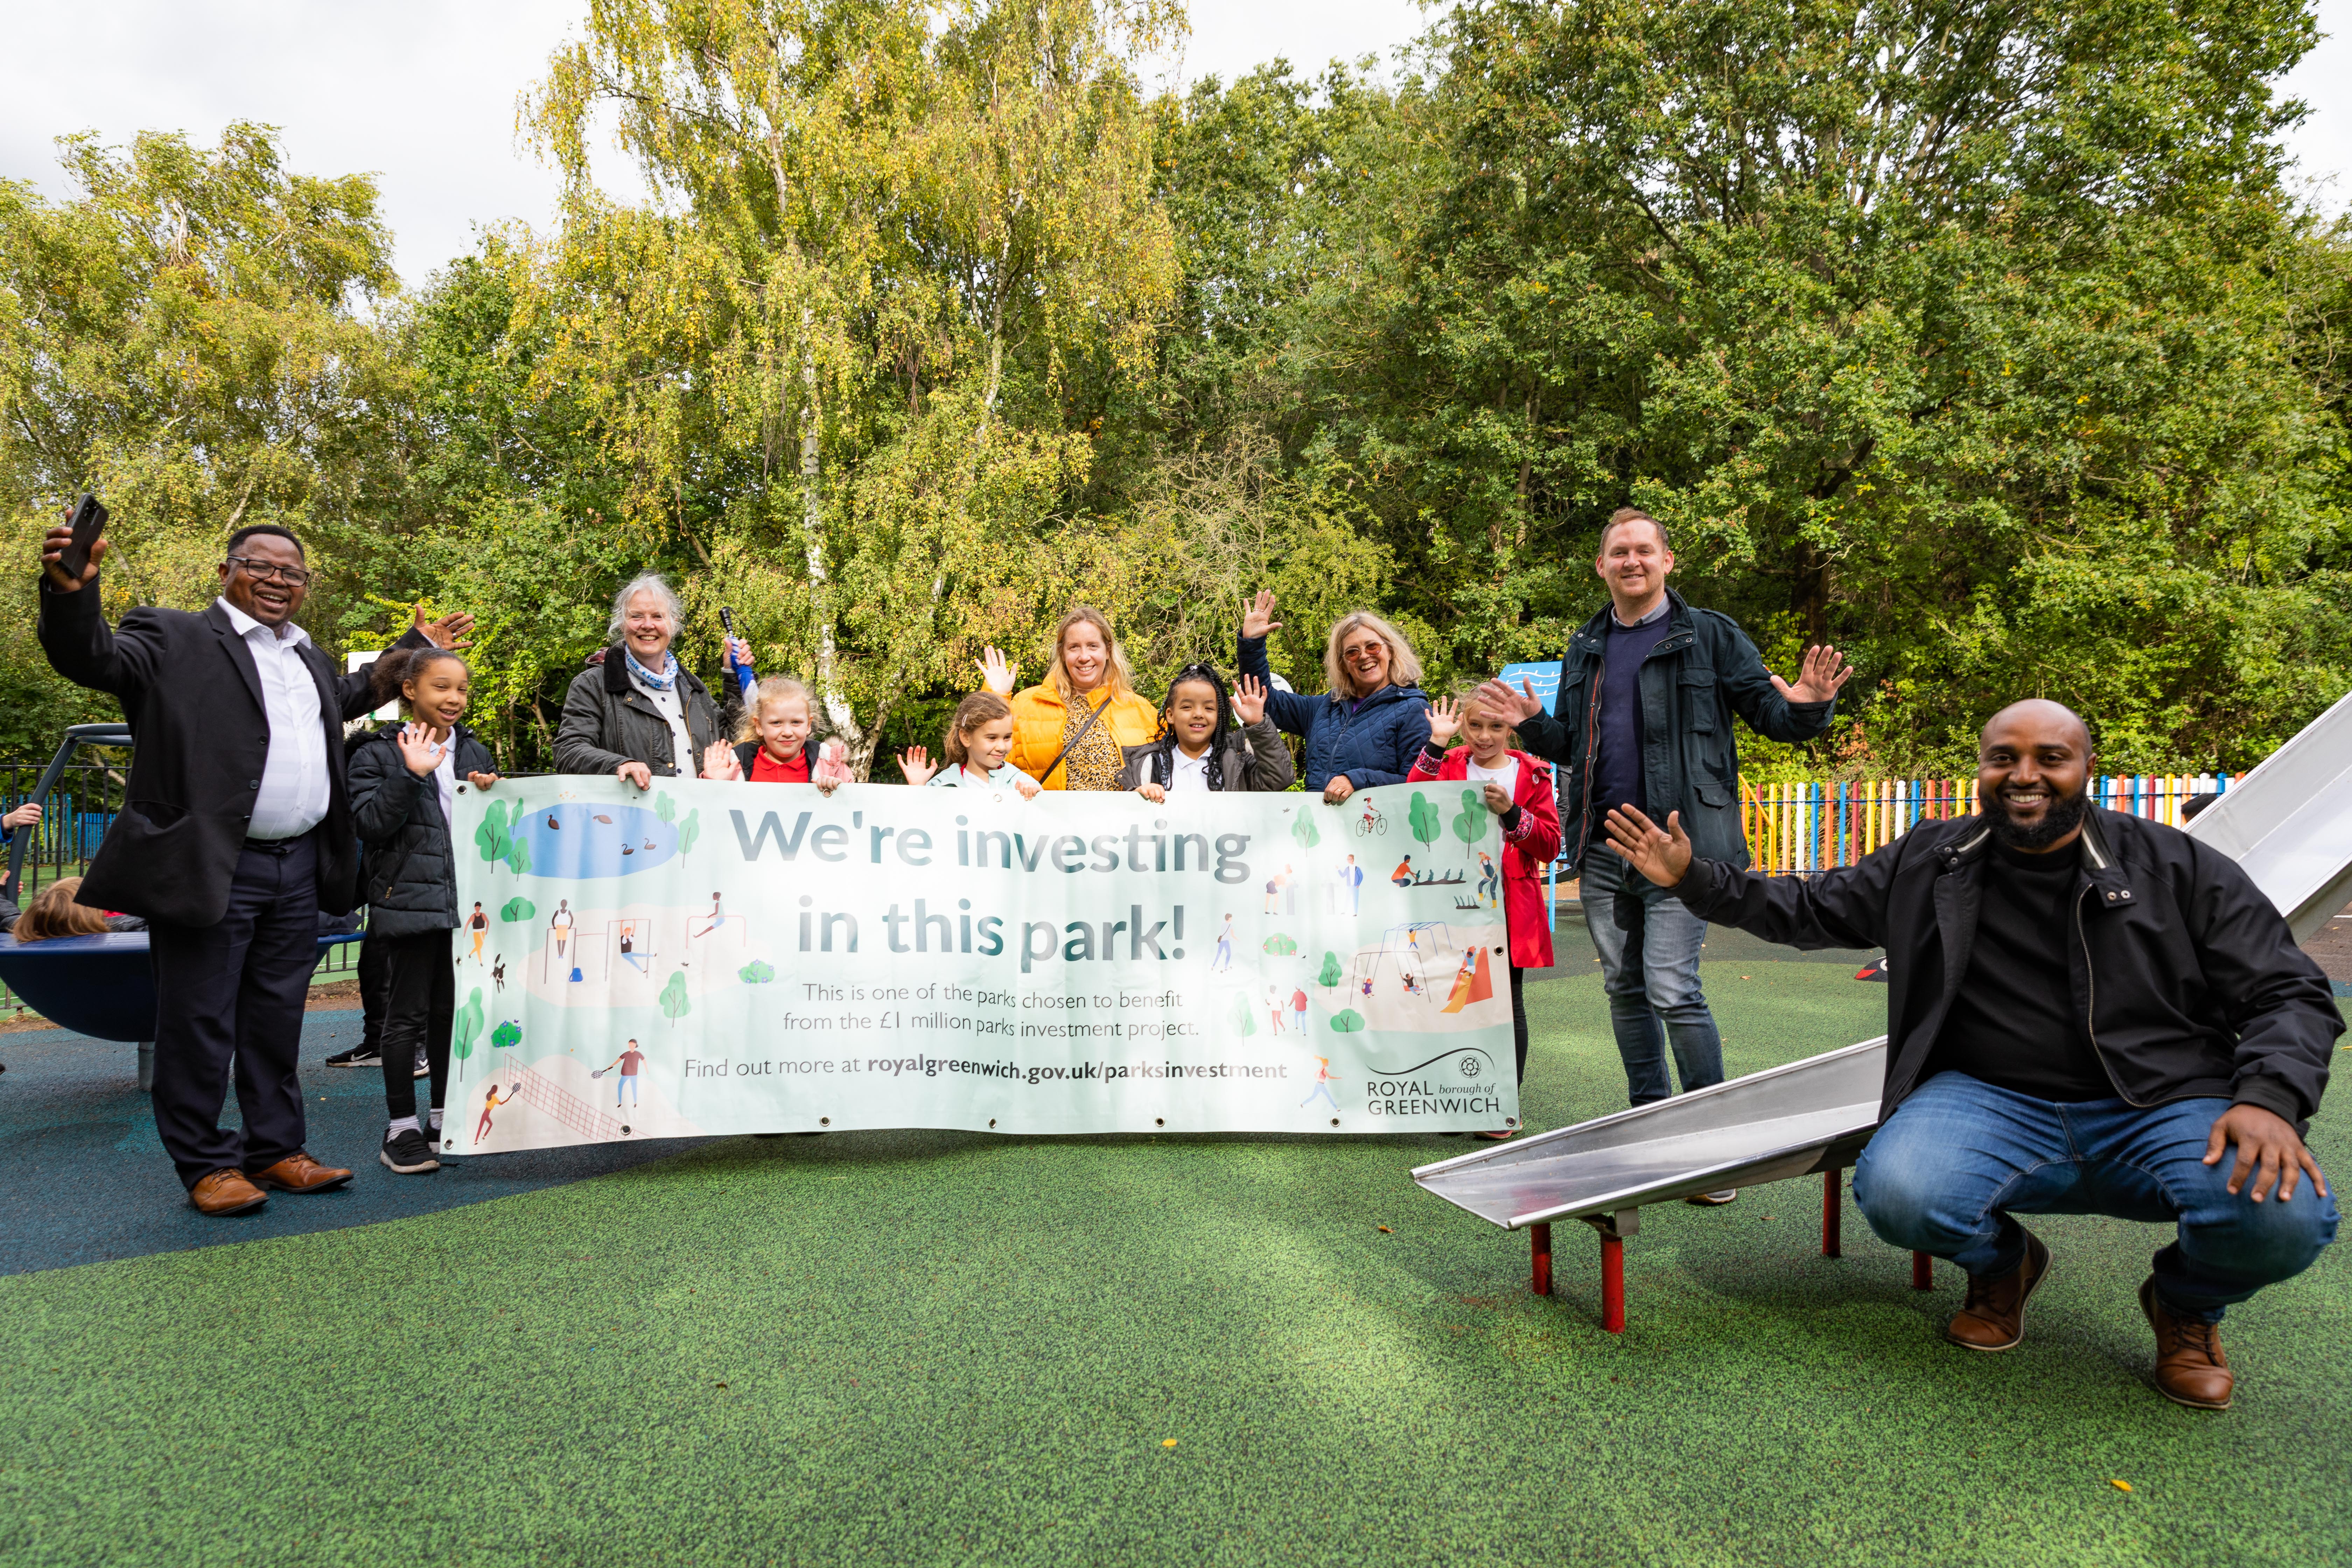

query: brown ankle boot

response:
[2139,1277,2233,1410]
[1944,1229,2051,1351]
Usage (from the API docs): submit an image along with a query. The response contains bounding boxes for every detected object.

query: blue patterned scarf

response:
[624,648,679,692]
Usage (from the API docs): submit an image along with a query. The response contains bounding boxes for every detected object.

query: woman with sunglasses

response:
[1234,592,1432,804]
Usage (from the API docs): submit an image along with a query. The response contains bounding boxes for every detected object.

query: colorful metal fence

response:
[1741,773,2234,874]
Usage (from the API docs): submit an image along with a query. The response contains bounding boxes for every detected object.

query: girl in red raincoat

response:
[1409,690,1562,1134]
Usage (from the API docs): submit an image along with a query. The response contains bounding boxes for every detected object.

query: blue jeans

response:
[1855,1072,2338,1323]
[1580,849,1725,1105]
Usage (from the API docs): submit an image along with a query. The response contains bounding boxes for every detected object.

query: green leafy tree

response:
[1317,951,1342,988]
[1290,810,1320,850]
[453,988,485,1059]
[1407,792,1442,849]
[1451,790,1486,856]
[659,970,691,1027]
[678,808,701,856]
[505,835,533,877]
[475,800,513,864]
[740,959,776,984]
[1262,933,1297,955]
[1329,1009,1364,1034]
[491,1020,522,1053]
[499,896,536,923]
[653,792,676,826]
[1227,989,1256,1037]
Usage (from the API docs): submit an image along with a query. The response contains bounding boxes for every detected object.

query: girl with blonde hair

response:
[1234,592,1432,803]
[975,606,1160,790]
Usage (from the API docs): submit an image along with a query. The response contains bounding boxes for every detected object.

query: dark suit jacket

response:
[36,575,425,927]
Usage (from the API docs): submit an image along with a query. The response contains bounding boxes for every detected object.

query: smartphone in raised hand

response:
[57,493,107,581]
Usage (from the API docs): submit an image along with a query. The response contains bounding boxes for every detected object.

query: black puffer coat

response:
[348,722,498,938]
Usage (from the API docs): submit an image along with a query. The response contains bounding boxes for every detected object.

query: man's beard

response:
[1986,783,2091,850]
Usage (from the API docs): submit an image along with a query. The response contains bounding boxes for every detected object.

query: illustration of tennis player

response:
[594,1039,649,1110]
[1300,1054,1341,1114]
[475,1083,518,1143]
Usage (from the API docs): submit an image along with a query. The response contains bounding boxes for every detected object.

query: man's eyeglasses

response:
[226,556,312,587]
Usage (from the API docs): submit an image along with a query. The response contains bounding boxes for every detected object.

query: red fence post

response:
[1822,1169,1842,1258]
[1530,1222,1553,1297]
[1912,1251,1933,1290]
[1600,1233,1626,1333]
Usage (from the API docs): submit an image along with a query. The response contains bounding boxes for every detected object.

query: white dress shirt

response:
[219,598,329,840]
[1167,747,1211,794]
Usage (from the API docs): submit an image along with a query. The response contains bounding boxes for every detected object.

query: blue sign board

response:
[1494,662,1565,716]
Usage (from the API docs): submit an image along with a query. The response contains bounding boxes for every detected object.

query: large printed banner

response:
[445,776,1518,1151]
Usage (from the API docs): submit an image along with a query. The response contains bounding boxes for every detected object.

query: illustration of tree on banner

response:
[505,833,533,876]
[1317,951,1343,989]
[476,801,513,865]
[453,989,485,1059]
[1451,790,1485,859]
[1329,1009,1364,1034]
[1227,990,1257,1037]
[654,792,676,826]
[500,896,536,923]
[678,808,701,856]
[1408,792,1442,850]
[659,970,691,1027]
[1292,810,1320,850]
[491,1020,522,1056]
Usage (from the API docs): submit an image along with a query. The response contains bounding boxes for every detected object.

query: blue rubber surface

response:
[0,1008,687,1275]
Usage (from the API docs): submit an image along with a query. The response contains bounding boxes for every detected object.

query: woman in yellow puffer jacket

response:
[979,606,1161,789]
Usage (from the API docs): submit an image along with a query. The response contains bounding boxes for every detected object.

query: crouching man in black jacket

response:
[1600,699,2337,1412]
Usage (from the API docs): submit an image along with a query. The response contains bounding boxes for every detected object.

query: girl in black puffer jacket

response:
[348,647,501,1176]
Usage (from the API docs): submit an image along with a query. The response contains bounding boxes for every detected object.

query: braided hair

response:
[1149,663,1237,791]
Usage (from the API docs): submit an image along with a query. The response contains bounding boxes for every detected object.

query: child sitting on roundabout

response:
[1596,697,2337,1412]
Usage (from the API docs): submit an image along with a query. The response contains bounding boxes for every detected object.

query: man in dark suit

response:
[38,519,469,1215]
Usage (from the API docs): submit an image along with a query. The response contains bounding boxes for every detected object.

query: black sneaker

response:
[428,1120,455,1156]
[325,1044,382,1068]
[412,1046,430,1080]
[380,1127,440,1174]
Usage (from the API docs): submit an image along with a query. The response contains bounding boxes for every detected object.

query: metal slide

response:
[1413,691,2352,1324]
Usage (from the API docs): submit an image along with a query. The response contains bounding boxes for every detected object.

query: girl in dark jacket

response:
[348,646,500,1175]
[1235,593,1431,800]
[1116,666,1295,797]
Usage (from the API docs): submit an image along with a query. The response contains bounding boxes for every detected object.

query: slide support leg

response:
[1581,1209,1638,1334]
[1530,1223,1552,1297]
[1821,1169,1842,1258]
[1912,1251,1934,1290]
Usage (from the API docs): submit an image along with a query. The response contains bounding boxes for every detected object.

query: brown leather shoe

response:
[2140,1277,2233,1410]
[1944,1229,2051,1351]
[248,1152,354,1194]
[188,1168,268,1216]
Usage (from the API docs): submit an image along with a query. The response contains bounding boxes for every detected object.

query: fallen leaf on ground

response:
[1378,1225,1392,1233]
[2110,1479,2133,1493]
[1162,1439,1178,1449]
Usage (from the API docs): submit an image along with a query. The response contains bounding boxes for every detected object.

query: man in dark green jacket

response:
[1477,508,1849,1153]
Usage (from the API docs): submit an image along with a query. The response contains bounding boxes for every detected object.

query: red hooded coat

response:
[1406,742,1562,969]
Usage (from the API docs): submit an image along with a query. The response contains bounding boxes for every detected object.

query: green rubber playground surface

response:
[1,959,2344,1566]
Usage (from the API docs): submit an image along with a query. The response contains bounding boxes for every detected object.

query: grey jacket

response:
[554,648,727,779]
[1517,589,1836,872]
[349,722,499,938]
[1115,717,1296,793]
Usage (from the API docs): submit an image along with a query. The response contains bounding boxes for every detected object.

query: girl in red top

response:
[1409,689,1562,1131]
[702,677,850,790]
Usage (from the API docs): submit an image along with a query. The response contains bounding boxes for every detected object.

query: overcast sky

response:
[0,0,2343,291]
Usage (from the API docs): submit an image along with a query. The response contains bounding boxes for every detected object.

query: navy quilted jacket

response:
[1236,634,1431,791]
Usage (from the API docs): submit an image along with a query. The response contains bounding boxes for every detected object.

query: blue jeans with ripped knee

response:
[1854,1071,2338,1323]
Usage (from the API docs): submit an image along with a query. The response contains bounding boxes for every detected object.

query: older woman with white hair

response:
[1235,591,1431,802]
[554,572,737,786]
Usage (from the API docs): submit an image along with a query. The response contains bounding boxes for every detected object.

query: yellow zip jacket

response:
[1006,682,1161,789]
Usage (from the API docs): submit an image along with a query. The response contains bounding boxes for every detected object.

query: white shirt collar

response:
[216,596,311,646]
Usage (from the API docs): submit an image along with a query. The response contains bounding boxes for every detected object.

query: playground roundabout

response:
[1,929,2344,1567]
